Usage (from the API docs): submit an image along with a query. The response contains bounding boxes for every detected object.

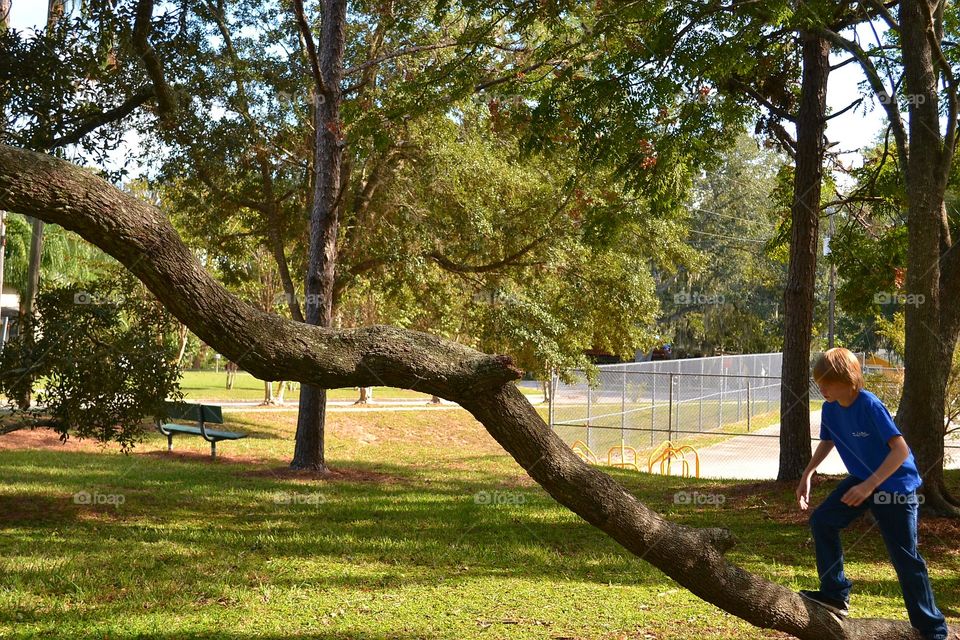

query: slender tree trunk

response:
[268,221,304,323]
[174,323,189,365]
[777,30,829,482]
[895,0,960,515]
[191,343,208,370]
[354,386,371,404]
[225,362,237,389]
[291,0,348,471]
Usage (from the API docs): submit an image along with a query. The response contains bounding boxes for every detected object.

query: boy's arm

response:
[840,435,911,507]
[796,439,835,510]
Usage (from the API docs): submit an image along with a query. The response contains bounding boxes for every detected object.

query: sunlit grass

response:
[1,407,958,639]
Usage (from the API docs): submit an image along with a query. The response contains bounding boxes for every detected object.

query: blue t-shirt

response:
[819,389,922,493]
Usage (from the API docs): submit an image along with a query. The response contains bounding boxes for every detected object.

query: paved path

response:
[694,411,960,480]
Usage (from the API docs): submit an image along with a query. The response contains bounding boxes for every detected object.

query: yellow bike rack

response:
[647,440,700,478]
[606,444,640,471]
[570,440,598,465]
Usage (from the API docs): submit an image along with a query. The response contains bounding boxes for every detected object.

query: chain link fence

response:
[548,352,960,478]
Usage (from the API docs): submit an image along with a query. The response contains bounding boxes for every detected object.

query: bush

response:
[0,273,182,449]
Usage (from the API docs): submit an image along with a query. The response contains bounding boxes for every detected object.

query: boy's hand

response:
[796,473,812,511]
[841,481,875,507]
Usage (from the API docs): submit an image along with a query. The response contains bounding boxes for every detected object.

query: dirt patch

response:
[237,465,410,484]
[0,427,117,453]
[325,411,504,452]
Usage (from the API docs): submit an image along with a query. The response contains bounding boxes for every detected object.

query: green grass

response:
[177,370,544,403]
[1,409,959,639]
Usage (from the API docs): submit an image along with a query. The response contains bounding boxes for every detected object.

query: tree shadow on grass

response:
[2,449,959,636]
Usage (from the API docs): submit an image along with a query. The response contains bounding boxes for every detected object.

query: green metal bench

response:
[155,401,246,458]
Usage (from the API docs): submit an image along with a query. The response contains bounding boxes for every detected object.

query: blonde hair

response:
[812,347,864,392]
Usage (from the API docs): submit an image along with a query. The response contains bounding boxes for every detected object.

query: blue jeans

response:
[810,475,948,639]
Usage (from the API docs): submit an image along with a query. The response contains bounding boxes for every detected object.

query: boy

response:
[796,347,949,639]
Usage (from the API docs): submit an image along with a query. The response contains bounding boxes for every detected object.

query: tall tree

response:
[289,0,348,471]
[778,27,831,481]
[816,0,960,515]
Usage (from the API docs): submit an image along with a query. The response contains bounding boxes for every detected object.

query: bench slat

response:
[161,401,224,424]
[160,423,246,440]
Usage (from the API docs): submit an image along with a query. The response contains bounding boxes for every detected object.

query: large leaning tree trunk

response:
[289,0,348,471]
[894,0,960,516]
[0,146,943,640]
[777,30,830,482]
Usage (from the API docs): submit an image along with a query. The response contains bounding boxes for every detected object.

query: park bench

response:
[155,401,246,458]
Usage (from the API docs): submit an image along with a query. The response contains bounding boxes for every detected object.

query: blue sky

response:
[9,2,886,180]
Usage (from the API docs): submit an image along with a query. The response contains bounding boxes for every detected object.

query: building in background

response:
[1,284,20,346]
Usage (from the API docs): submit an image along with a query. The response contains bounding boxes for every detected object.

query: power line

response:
[688,229,768,243]
[688,205,779,229]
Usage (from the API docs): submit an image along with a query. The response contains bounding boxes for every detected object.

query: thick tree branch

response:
[132,0,177,117]
[916,0,958,189]
[291,0,329,101]
[50,87,156,148]
[343,40,459,77]
[0,144,935,640]
[814,26,909,177]
[728,77,797,123]
[428,230,553,274]
[0,415,62,435]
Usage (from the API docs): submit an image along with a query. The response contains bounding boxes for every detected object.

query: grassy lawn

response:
[2,409,959,639]
[178,370,544,404]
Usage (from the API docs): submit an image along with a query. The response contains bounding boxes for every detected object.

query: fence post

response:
[651,373,656,446]
[698,362,704,432]
[737,375,742,422]
[586,377,593,452]
[621,367,627,449]
[548,368,556,430]
[668,372,674,443]
[719,373,725,429]
[747,379,752,432]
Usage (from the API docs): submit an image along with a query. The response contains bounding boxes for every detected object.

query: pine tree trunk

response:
[896,0,960,516]
[291,0,348,472]
[777,30,830,482]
